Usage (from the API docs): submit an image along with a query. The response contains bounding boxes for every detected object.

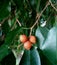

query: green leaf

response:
[13,0,23,9]
[35,27,49,49]
[42,26,57,65]
[55,15,57,26]
[38,50,53,65]
[39,27,49,38]
[36,0,41,12]
[0,0,10,21]
[1,52,15,65]
[0,45,11,61]
[20,48,41,65]
[4,27,21,45]
[0,27,22,61]
[2,21,10,35]
[0,63,1,65]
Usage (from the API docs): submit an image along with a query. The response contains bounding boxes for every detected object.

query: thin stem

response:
[9,45,17,49]
[49,0,57,12]
[0,16,9,25]
[29,28,32,36]
[31,1,50,29]
[22,27,31,29]
[17,44,23,49]
[46,12,53,22]
[11,21,16,31]
[16,18,22,27]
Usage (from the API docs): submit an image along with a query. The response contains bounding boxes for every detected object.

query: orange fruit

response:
[24,41,32,50]
[29,35,36,44]
[20,34,28,43]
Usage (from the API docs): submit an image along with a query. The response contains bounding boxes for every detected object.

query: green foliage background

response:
[0,0,57,65]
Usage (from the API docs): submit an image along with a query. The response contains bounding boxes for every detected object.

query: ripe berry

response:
[20,34,28,43]
[24,41,32,50]
[29,35,36,44]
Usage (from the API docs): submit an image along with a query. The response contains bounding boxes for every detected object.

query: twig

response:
[29,1,50,35]
[11,18,31,30]
[46,11,53,22]
[17,44,23,49]
[49,0,57,12]
[22,27,31,29]
[40,2,50,16]
[16,18,22,27]
[0,17,9,25]
[0,24,1,26]
[29,28,32,36]
[9,45,17,49]
[11,21,16,31]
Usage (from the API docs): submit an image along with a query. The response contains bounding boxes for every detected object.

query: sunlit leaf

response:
[35,27,49,49]
[42,26,57,65]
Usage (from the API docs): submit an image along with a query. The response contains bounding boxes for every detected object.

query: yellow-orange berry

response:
[20,34,28,43]
[29,35,36,44]
[24,41,32,50]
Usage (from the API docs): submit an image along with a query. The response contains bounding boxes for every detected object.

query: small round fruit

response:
[20,34,28,43]
[29,35,36,44]
[24,41,32,50]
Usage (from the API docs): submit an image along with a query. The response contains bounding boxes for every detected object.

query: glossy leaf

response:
[42,26,57,65]
[38,50,53,65]
[35,27,49,49]
[20,48,41,65]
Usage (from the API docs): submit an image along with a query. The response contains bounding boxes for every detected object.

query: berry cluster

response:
[20,34,36,50]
